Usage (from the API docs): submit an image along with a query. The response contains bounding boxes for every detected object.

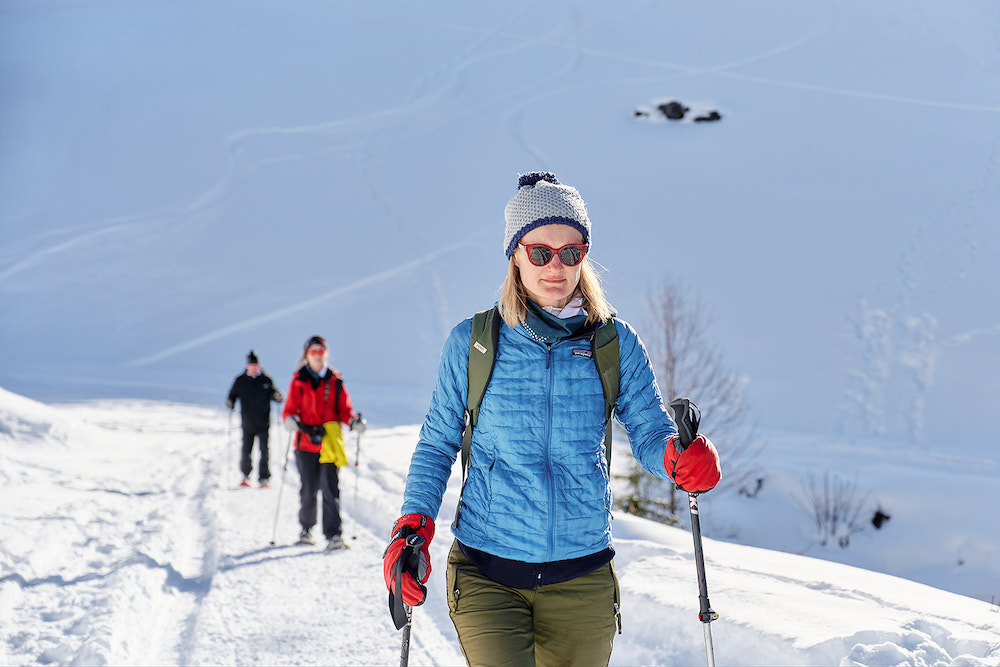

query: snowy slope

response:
[1,391,998,666]
[2,0,999,445]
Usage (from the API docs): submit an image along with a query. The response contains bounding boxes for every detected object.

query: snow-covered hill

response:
[2,0,999,445]
[1,391,998,666]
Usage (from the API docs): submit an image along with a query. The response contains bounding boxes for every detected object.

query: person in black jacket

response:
[227,350,284,487]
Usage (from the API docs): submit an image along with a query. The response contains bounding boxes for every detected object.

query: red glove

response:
[665,434,721,493]
[383,514,435,606]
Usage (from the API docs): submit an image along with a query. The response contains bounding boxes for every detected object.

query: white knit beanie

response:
[502,172,591,259]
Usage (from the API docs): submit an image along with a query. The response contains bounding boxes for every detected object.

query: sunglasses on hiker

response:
[307,347,327,356]
[518,242,588,267]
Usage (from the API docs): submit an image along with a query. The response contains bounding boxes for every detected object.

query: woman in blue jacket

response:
[383,172,722,667]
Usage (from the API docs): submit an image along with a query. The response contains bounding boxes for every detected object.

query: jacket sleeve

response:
[266,374,283,402]
[400,318,472,520]
[335,380,356,424]
[281,378,300,421]
[613,320,677,480]
[228,377,240,404]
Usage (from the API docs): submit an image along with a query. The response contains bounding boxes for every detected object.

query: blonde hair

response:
[498,255,613,328]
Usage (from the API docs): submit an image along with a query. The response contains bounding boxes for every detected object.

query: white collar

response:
[541,296,586,319]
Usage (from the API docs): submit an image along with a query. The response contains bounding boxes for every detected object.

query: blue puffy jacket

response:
[401,314,677,563]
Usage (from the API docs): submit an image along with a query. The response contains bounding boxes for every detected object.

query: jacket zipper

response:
[544,341,556,562]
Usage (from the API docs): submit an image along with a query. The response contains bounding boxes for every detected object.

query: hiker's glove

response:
[225,400,234,410]
[283,416,300,432]
[665,434,721,493]
[383,513,435,607]
[349,414,367,434]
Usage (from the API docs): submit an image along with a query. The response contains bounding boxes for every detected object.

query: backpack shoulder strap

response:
[466,307,501,429]
[593,319,620,421]
[321,375,343,421]
[333,377,343,421]
[454,306,500,528]
[593,319,620,470]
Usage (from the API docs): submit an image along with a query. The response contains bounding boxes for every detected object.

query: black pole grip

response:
[388,533,427,630]
[669,398,701,453]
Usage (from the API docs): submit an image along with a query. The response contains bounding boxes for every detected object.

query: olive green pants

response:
[446,541,621,667]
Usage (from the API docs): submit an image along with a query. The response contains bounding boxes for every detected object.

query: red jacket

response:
[282,366,356,453]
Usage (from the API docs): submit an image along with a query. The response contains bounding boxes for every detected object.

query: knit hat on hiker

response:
[246,350,259,365]
[304,335,326,351]
[503,172,591,259]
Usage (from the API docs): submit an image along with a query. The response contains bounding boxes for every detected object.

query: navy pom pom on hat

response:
[503,171,591,259]
[247,350,259,365]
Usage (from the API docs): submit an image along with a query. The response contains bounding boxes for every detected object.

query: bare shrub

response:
[616,280,761,523]
[797,471,870,548]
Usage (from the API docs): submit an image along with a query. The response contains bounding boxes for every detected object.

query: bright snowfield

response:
[3,0,1000,664]
[1,389,999,667]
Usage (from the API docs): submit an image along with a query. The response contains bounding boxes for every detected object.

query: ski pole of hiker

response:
[268,430,295,546]
[227,409,234,488]
[384,519,432,667]
[383,522,426,667]
[352,427,361,540]
[669,398,720,667]
[399,584,416,667]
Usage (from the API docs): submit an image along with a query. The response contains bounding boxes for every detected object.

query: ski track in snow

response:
[7,0,998,378]
[1,402,217,665]
[0,61,447,288]
[123,242,468,368]
[0,400,466,666]
[11,0,997,294]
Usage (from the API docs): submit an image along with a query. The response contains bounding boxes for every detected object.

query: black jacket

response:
[228,372,282,429]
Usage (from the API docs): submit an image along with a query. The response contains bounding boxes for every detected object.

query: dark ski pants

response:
[240,424,270,481]
[446,541,620,667]
[294,450,341,539]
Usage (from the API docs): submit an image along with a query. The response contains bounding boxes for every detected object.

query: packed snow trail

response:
[185,429,463,667]
[0,395,463,666]
[1,400,209,663]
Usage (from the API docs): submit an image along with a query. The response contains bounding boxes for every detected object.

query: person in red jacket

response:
[282,335,366,550]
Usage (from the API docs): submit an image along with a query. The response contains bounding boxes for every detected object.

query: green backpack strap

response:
[593,320,620,470]
[454,307,500,528]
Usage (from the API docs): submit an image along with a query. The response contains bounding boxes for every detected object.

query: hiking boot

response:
[238,477,252,488]
[258,479,270,489]
[297,528,315,545]
[325,535,348,551]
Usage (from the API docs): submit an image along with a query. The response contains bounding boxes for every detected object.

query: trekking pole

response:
[268,431,295,546]
[227,410,235,488]
[388,534,426,667]
[399,602,414,667]
[669,398,718,667]
[352,428,361,540]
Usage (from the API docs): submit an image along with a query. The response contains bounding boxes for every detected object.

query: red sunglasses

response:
[307,347,327,356]
[518,242,588,267]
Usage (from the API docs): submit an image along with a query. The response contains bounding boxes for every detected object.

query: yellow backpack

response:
[320,422,348,466]
[315,375,348,466]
